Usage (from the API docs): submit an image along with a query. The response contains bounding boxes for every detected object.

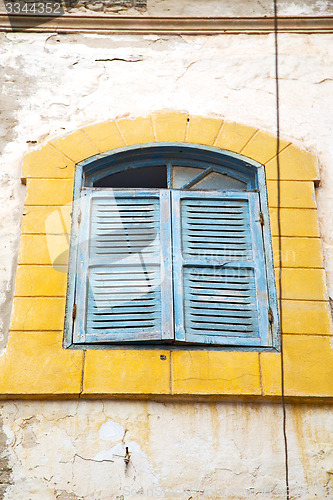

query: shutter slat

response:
[184,266,258,338]
[173,191,269,346]
[88,196,162,339]
[74,190,173,343]
[186,302,253,311]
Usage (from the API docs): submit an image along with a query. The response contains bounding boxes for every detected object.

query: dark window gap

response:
[94,166,167,188]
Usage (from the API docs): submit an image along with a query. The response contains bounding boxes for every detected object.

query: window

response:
[65,144,278,348]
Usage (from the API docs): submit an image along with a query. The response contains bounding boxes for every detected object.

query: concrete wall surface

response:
[0,400,332,499]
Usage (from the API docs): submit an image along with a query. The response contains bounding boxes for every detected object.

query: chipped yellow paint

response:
[272,237,323,268]
[14,265,67,297]
[265,144,319,181]
[18,234,69,266]
[22,144,75,179]
[7,112,333,399]
[172,351,261,395]
[261,335,333,397]
[187,116,222,145]
[21,205,72,235]
[269,208,319,237]
[0,331,83,396]
[19,203,71,270]
[11,297,66,331]
[259,351,282,396]
[281,300,332,335]
[267,180,316,208]
[25,179,74,206]
[83,350,170,395]
[151,111,188,142]
[50,130,99,163]
[214,122,256,152]
[117,116,155,145]
[242,130,290,165]
[83,121,125,152]
[275,268,328,301]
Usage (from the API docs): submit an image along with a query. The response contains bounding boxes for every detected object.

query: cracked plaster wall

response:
[0,401,333,499]
[1,0,331,16]
[1,30,333,346]
[0,1,333,497]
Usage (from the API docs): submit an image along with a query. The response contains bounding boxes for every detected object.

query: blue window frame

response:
[64,143,279,349]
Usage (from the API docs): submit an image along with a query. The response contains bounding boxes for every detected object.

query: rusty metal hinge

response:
[77,210,81,225]
[259,211,264,225]
[268,307,274,325]
[72,303,77,320]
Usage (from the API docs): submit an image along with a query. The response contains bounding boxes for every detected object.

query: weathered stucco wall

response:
[0,1,333,497]
[1,0,332,16]
[1,31,333,348]
[0,400,333,499]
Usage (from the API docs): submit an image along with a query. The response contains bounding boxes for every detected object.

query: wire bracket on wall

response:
[273,1,290,499]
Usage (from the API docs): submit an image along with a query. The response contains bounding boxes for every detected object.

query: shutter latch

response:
[72,303,77,320]
[259,211,264,225]
[268,307,274,325]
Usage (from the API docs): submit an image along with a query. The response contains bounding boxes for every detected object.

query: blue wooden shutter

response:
[172,191,271,346]
[73,189,173,343]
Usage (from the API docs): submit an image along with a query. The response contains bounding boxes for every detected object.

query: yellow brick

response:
[15,265,67,297]
[83,121,125,153]
[242,130,290,165]
[152,111,188,142]
[83,350,170,395]
[284,335,333,397]
[50,130,99,163]
[272,237,323,268]
[214,122,257,153]
[269,208,319,237]
[265,144,319,181]
[11,297,66,331]
[18,234,69,268]
[260,351,282,396]
[281,300,332,335]
[0,331,83,396]
[267,180,316,208]
[117,116,155,145]
[274,268,328,301]
[22,144,75,179]
[187,116,223,146]
[172,351,261,395]
[21,206,72,234]
[25,179,74,206]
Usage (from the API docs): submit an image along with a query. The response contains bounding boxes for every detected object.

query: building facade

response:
[0,1,333,498]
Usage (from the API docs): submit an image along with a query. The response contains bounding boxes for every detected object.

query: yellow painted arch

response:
[2,111,332,399]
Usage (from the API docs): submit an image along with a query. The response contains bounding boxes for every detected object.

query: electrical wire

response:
[273,1,290,499]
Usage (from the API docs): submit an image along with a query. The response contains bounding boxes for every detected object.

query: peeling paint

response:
[0,417,12,500]
[0,1,333,498]
[1,31,333,354]
[99,420,125,442]
[0,401,331,498]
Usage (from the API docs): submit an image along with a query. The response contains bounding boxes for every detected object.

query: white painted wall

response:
[1,0,332,16]
[1,30,333,346]
[1,400,333,499]
[0,1,333,497]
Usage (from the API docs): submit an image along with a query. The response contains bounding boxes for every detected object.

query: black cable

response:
[273,2,290,499]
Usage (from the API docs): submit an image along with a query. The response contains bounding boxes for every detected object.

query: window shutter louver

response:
[172,191,271,346]
[73,189,173,343]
